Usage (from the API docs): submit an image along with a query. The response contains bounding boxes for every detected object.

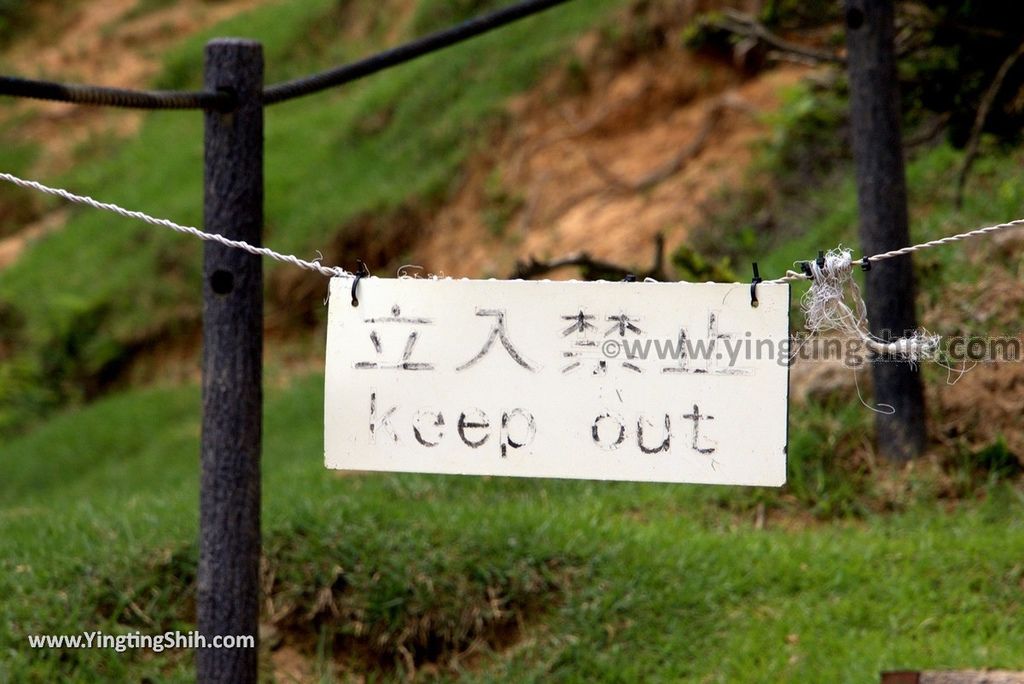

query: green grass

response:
[1,376,1022,681]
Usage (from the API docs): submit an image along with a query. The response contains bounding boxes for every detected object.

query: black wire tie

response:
[351,259,369,307]
[750,262,763,308]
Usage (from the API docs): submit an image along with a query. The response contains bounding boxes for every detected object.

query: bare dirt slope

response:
[418,53,803,278]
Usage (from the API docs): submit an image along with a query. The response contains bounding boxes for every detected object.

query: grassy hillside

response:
[0,0,622,434]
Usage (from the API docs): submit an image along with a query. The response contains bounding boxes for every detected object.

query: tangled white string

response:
[801,249,939,363]
[759,217,1024,362]
[0,172,353,279]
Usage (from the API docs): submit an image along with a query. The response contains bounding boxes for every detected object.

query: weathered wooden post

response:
[198,38,264,683]
[844,0,926,461]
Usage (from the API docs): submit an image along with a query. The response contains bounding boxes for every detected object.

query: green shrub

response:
[0,0,31,44]
[903,2,1024,147]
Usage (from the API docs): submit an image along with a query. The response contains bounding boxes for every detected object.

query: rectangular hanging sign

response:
[325,278,790,486]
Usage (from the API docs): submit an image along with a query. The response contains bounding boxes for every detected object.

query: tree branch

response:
[708,10,845,66]
[955,41,1024,209]
[510,233,666,281]
[904,111,950,149]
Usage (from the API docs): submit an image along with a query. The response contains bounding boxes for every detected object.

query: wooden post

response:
[844,0,926,462]
[882,671,1024,684]
[198,38,264,683]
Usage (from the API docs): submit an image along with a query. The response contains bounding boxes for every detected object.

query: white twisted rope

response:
[765,217,1024,285]
[867,217,1024,262]
[2,170,1022,296]
[0,172,353,279]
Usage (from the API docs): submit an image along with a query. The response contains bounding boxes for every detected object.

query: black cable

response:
[0,0,576,110]
[0,76,232,110]
[262,0,576,105]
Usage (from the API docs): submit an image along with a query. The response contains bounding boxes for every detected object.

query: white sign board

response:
[325,278,789,486]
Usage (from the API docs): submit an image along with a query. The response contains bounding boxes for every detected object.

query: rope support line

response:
[1,170,1022,290]
[865,218,1024,262]
[763,217,1024,285]
[0,76,233,110]
[261,0,575,104]
[0,0,576,110]
[0,172,352,279]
